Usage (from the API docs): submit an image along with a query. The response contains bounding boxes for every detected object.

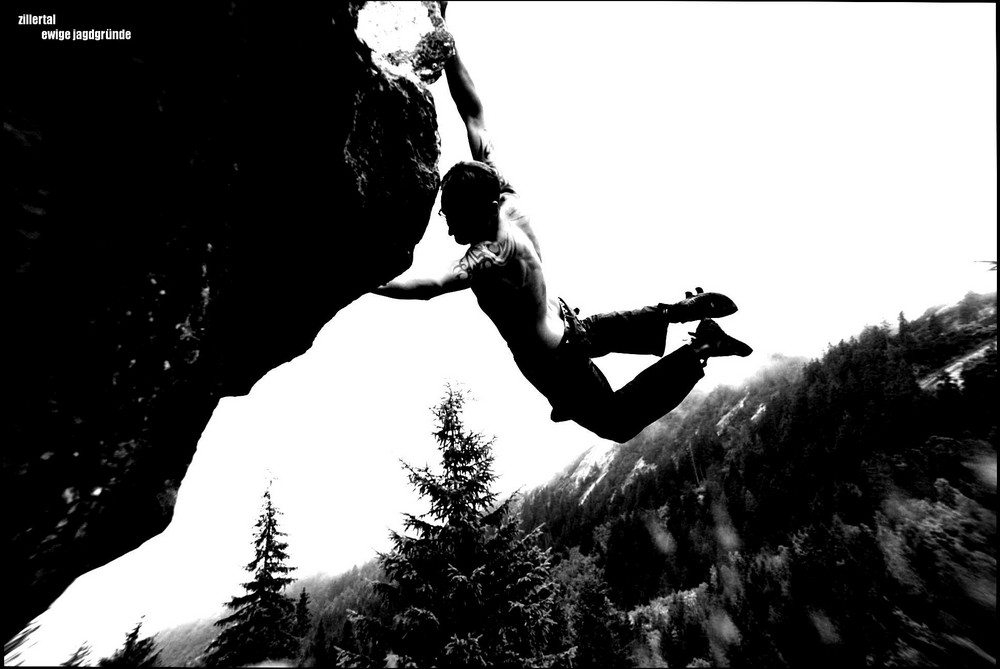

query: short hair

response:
[440,161,502,213]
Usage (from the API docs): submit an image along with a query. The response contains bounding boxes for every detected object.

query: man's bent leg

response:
[511,318,703,442]
[511,345,615,423]
[571,345,705,443]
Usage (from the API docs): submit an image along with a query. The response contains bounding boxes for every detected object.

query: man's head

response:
[440,160,501,244]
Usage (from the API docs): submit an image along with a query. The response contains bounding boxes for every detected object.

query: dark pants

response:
[510,299,704,443]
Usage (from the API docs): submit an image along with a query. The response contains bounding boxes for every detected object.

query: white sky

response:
[12,2,997,665]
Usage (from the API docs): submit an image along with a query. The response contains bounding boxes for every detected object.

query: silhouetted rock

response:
[6,0,451,640]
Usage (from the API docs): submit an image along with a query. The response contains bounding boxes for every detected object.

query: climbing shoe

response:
[690,318,753,357]
[661,287,738,323]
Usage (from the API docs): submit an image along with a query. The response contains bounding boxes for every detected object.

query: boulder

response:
[6,0,452,640]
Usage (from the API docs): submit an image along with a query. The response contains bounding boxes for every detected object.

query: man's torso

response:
[469,193,565,352]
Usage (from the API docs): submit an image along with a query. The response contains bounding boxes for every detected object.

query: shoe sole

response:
[671,293,739,323]
[694,319,752,357]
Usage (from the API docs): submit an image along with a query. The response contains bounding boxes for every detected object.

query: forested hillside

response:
[151,291,996,667]
[519,291,997,666]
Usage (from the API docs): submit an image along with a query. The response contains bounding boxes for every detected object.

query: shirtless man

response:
[374,41,752,443]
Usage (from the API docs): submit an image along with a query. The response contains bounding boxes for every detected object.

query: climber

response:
[373,38,752,443]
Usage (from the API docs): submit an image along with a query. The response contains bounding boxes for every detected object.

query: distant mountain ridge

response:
[151,615,223,669]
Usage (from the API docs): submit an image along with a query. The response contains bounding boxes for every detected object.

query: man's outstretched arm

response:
[373,248,492,300]
[372,273,462,301]
[445,40,492,163]
[443,28,546,260]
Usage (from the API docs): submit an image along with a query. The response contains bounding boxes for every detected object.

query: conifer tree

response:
[98,620,160,667]
[311,620,334,667]
[294,588,312,639]
[339,386,572,667]
[203,485,299,666]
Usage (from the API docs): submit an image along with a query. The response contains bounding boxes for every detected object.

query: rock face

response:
[6,0,452,640]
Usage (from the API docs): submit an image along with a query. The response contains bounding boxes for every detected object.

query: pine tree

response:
[339,386,572,667]
[294,588,312,639]
[311,620,334,667]
[203,485,299,666]
[98,620,160,667]
[896,311,913,350]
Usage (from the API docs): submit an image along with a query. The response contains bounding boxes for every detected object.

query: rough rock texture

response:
[6,0,452,640]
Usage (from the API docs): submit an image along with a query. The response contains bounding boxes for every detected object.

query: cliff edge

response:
[6,0,452,639]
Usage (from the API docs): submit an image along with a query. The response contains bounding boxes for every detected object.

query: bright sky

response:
[12,2,996,665]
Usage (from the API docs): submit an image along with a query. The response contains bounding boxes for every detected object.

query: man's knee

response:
[574,414,641,444]
[601,425,643,443]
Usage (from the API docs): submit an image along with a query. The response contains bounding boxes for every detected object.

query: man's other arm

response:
[373,247,494,300]
[373,271,467,300]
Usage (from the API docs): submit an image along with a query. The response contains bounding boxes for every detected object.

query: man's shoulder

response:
[499,190,528,219]
[466,233,513,262]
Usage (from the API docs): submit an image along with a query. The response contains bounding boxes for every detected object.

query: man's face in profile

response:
[442,201,490,245]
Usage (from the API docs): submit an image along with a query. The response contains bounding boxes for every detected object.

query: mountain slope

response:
[519,291,996,665]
